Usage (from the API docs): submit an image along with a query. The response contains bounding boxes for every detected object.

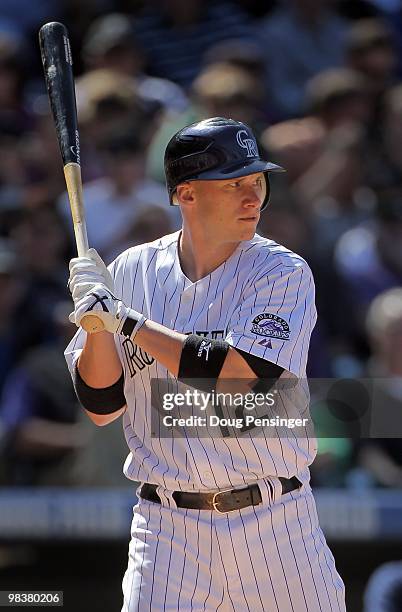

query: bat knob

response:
[80,314,105,334]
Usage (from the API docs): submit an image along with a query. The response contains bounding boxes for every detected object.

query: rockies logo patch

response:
[251,313,290,341]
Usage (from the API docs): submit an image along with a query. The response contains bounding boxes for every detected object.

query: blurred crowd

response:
[0,0,402,491]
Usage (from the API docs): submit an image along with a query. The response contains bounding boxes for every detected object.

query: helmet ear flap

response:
[260,173,271,212]
[170,188,179,206]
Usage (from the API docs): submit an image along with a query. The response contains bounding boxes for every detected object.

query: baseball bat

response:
[39,21,104,334]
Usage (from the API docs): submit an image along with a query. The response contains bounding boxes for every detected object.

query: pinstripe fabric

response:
[65,232,319,490]
[65,231,345,611]
[120,484,345,611]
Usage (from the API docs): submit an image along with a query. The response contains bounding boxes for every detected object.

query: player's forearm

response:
[135,320,186,377]
[78,330,122,387]
[134,320,255,379]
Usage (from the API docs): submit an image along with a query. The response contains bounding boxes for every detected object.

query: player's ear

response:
[176,182,196,207]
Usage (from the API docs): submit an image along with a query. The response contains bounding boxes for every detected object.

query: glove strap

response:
[118,307,147,339]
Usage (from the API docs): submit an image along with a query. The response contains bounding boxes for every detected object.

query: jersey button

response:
[204,471,213,480]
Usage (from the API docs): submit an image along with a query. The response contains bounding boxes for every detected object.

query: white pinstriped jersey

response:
[65,231,318,491]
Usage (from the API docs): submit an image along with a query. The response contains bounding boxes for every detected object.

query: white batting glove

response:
[68,248,114,304]
[69,283,147,338]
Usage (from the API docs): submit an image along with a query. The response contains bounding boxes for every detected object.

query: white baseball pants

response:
[121,479,346,611]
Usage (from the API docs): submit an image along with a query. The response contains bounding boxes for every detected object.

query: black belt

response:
[139,476,302,514]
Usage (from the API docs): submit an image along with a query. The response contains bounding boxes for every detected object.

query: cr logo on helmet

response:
[236,129,258,158]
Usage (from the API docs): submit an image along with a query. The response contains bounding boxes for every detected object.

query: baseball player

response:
[65,117,346,611]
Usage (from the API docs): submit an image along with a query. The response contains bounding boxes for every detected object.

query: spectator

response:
[202,38,266,78]
[202,38,275,126]
[191,63,266,133]
[10,204,72,350]
[262,68,372,257]
[17,105,67,207]
[335,192,402,321]
[0,302,87,486]
[345,19,400,192]
[305,67,372,128]
[261,67,375,373]
[328,192,402,370]
[82,13,188,113]
[354,288,402,488]
[73,68,159,181]
[0,35,31,134]
[59,122,178,262]
[0,37,34,211]
[364,83,402,192]
[346,18,398,100]
[258,0,349,118]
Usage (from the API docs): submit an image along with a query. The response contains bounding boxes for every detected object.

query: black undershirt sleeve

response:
[233,348,284,392]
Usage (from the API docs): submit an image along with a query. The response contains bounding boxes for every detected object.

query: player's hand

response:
[68,248,114,303]
[69,283,130,333]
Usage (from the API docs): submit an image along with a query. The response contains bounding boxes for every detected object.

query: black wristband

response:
[72,363,126,415]
[121,314,139,337]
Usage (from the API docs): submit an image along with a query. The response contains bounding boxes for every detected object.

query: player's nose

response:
[241,185,262,208]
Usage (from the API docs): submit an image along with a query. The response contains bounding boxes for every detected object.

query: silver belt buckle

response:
[211,488,237,513]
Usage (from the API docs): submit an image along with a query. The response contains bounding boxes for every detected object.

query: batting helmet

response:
[164,117,285,211]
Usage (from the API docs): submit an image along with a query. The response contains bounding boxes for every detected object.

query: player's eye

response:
[228,181,241,188]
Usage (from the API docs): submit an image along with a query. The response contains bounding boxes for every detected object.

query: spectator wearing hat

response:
[201,38,275,126]
[191,62,267,133]
[82,13,188,113]
[75,69,153,147]
[67,67,160,184]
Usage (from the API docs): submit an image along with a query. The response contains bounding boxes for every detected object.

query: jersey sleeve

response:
[225,261,317,378]
[64,327,86,375]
